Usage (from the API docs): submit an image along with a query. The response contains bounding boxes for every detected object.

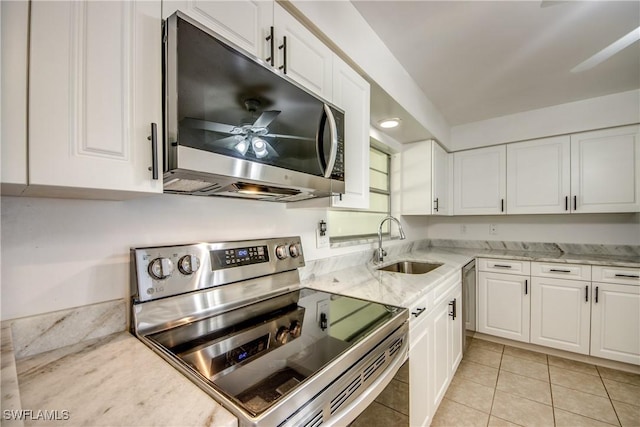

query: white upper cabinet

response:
[401,140,452,215]
[571,125,640,213]
[507,136,571,214]
[162,1,274,59]
[27,1,163,198]
[433,142,453,216]
[1,0,29,195]
[273,3,333,101]
[454,145,506,215]
[330,56,371,209]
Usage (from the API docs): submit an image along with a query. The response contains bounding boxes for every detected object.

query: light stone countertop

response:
[4,245,637,427]
[13,332,237,427]
[301,246,639,308]
[302,249,475,307]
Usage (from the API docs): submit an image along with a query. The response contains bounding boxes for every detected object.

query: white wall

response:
[425,213,640,246]
[0,195,428,321]
[451,89,640,150]
[287,0,451,148]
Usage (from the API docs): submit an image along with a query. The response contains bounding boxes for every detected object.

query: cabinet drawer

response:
[531,262,591,281]
[592,266,640,286]
[478,258,530,276]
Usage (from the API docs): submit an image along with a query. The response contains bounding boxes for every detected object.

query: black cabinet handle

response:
[550,269,571,273]
[595,286,599,304]
[573,195,577,211]
[501,198,504,212]
[493,264,512,269]
[434,198,439,212]
[147,123,158,180]
[525,279,528,295]
[265,26,274,66]
[412,307,426,318]
[615,274,639,279]
[565,196,568,211]
[278,36,287,73]
[449,299,457,320]
[585,285,589,302]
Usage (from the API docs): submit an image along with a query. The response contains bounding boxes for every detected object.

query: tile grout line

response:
[597,365,623,427]
[486,345,504,427]
[547,354,556,427]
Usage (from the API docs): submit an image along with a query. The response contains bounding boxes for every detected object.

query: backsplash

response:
[426,239,640,257]
[5,299,126,359]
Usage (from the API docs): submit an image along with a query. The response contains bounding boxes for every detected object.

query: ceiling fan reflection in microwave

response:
[181,99,313,160]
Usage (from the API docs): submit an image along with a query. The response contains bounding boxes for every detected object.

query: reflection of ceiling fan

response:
[181,99,309,159]
[540,1,640,73]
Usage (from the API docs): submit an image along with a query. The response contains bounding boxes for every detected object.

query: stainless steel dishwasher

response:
[462,259,476,354]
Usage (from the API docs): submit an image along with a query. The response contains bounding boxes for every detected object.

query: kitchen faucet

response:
[375,216,406,263]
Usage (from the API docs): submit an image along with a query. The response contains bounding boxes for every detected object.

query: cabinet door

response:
[433,142,453,216]
[453,145,506,215]
[1,0,28,194]
[478,272,530,342]
[273,3,333,100]
[591,282,640,365]
[448,286,463,372]
[401,140,433,215]
[330,57,371,209]
[571,125,640,213]
[162,0,273,60]
[410,317,432,427]
[530,277,591,355]
[507,136,571,214]
[429,303,451,413]
[28,1,163,197]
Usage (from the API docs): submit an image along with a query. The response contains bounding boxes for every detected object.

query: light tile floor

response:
[351,337,640,427]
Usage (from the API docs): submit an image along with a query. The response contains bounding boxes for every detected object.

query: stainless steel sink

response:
[377,261,443,274]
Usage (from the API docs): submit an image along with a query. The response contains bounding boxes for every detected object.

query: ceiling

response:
[353,0,640,139]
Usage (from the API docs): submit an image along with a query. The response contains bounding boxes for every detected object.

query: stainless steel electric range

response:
[130,237,408,427]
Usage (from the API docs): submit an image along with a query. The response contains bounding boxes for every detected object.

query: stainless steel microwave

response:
[163,12,345,202]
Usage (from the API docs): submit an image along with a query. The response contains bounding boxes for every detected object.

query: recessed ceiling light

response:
[378,118,401,129]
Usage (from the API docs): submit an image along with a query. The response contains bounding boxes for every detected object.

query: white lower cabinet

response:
[479,260,640,366]
[409,272,462,427]
[590,282,640,365]
[409,295,431,427]
[530,277,591,355]
[478,271,530,343]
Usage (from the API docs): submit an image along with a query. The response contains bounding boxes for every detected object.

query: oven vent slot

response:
[302,409,324,427]
[388,338,403,357]
[329,376,362,414]
[362,353,386,383]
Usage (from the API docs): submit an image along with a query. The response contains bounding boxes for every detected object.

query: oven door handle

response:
[319,104,339,179]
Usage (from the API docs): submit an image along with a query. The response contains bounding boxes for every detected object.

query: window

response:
[328,145,391,241]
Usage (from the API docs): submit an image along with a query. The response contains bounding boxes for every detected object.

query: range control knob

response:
[289,244,301,258]
[289,320,302,338]
[148,258,174,280]
[275,326,290,344]
[178,255,200,275]
[275,245,289,260]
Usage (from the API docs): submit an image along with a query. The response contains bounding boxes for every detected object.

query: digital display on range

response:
[209,334,270,373]
[209,245,269,270]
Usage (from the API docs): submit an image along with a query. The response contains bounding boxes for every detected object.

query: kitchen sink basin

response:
[377,261,443,275]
